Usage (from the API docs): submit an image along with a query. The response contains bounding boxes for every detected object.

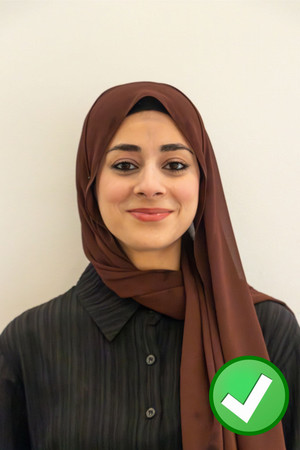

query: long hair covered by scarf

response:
[76,81,287,449]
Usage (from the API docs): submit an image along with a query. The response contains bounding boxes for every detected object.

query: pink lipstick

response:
[127,208,173,222]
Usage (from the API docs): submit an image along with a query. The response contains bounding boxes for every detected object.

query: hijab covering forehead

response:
[76,81,286,449]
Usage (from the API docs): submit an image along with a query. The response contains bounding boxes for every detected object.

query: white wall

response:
[1,0,299,331]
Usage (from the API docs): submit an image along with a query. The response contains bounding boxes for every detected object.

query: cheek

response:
[175,175,200,209]
[98,173,130,207]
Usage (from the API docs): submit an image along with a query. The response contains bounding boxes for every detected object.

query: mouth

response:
[127,208,174,222]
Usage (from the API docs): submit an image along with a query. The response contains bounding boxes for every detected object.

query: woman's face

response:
[96,110,200,270]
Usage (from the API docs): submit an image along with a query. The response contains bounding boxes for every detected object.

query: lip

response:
[127,208,173,213]
[127,208,173,222]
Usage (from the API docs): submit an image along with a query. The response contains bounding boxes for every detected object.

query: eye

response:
[111,160,190,173]
[164,161,189,171]
[112,161,137,171]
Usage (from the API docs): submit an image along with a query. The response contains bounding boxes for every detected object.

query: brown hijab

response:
[76,81,286,449]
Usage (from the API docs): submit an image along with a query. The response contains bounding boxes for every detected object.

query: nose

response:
[133,165,167,198]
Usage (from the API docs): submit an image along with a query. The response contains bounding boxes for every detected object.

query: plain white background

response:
[0,1,299,331]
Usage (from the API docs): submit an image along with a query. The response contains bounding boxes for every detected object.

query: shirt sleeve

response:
[0,348,31,450]
[255,301,300,450]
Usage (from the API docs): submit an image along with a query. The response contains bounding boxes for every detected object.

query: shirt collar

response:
[75,263,140,342]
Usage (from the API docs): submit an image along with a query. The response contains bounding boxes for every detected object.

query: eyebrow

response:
[106,143,194,154]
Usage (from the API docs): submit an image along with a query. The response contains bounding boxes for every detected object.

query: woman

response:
[0,81,299,449]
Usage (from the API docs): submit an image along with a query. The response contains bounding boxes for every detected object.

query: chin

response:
[123,235,180,252]
[126,242,173,252]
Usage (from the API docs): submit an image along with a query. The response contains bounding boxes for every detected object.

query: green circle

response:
[209,356,289,435]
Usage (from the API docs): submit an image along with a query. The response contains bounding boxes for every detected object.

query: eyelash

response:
[111,160,190,173]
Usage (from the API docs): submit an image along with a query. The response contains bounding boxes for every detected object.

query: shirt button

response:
[146,354,156,365]
[146,407,156,419]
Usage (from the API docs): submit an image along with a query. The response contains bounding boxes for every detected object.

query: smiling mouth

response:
[127,209,173,222]
[128,208,173,213]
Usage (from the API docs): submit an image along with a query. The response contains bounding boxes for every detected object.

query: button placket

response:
[139,309,161,429]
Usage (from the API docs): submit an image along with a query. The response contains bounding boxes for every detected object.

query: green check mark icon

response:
[209,356,289,435]
[221,374,272,423]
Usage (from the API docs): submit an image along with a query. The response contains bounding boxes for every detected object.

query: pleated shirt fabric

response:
[0,264,299,450]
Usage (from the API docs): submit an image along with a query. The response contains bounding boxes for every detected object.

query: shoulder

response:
[254,300,299,336]
[0,286,77,366]
[0,264,110,371]
[255,300,300,366]
[255,300,298,330]
[2,285,75,332]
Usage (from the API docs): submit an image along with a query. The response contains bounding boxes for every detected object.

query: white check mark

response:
[221,374,272,423]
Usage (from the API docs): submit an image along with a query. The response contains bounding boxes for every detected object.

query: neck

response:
[120,240,181,271]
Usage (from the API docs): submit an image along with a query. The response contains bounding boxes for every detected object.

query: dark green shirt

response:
[0,264,299,449]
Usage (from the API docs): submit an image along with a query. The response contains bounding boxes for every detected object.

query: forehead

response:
[109,110,189,143]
